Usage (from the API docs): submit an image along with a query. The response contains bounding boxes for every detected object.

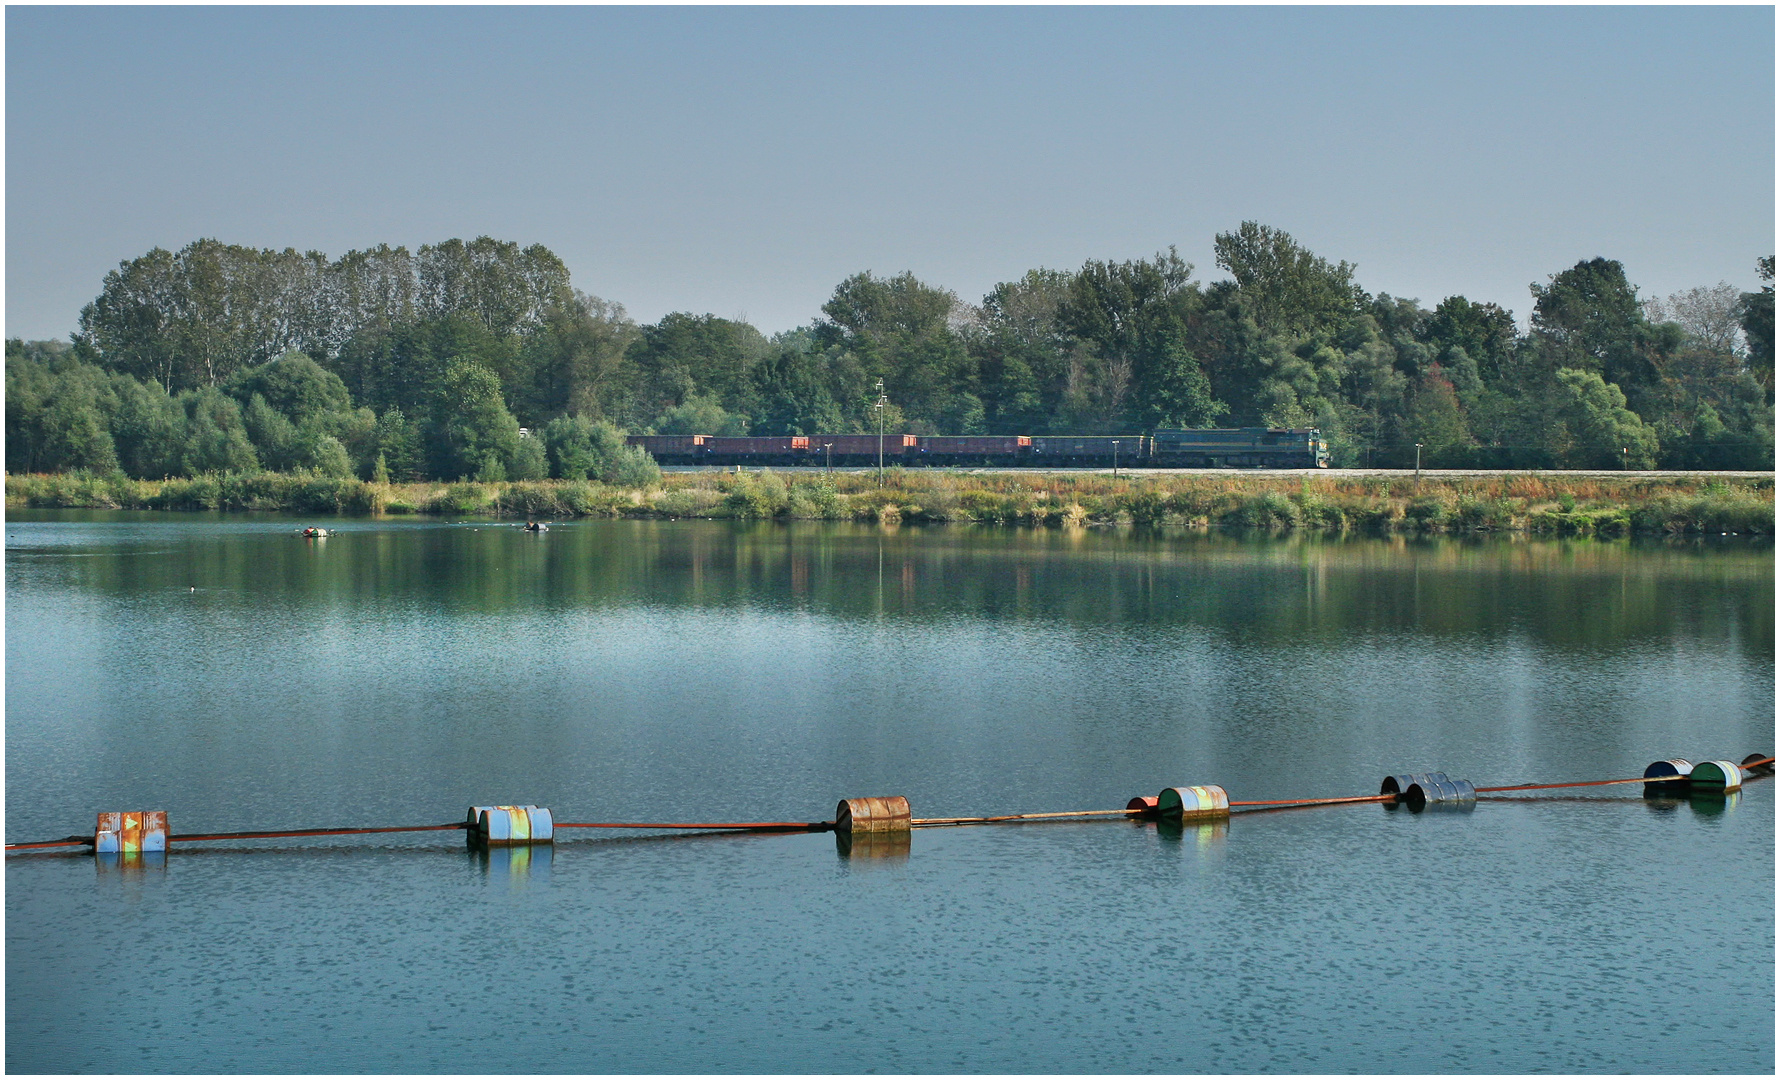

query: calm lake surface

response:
[6,511,1773,1073]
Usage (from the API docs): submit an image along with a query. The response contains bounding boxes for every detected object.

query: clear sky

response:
[6,6,1773,341]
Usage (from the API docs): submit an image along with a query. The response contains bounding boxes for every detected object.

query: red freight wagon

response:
[812,434,917,462]
[703,436,813,463]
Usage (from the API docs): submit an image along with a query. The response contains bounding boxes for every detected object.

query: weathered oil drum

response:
[1741,753,1775,777]
[1642,758,1694,796]
[94,811,168,854]
[1126,795,1159,815]
[1156,785,1230,820]
[834,796,911,834]
[465,805,555,846]
[1688,760,1743,792]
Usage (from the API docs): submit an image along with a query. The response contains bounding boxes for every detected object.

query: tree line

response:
[7,225,1774,480]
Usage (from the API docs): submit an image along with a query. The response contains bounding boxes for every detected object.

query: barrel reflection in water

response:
[834,831,911,861]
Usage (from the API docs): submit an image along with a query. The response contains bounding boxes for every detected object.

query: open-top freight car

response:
[628,427,1328,468]
[912,436,1032,465]
[1149,428,1328,468]
[1029,435,1148,466]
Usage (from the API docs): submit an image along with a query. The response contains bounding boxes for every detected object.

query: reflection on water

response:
[5,512,1772,1073]
[834,830,912,861]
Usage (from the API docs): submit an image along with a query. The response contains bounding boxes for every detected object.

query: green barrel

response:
[1688,760,1743,792]
[1157,785,1230,820]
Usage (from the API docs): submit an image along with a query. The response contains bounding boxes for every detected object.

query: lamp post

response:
[824,443,833,477]
[1414,442,1423,489]
[1112,440,1120,479]
[1622,446,1628,471]
[874,380,887,483]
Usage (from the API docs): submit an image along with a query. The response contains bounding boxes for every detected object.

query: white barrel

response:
[1157,785,1230,820]
[466,805,554,845]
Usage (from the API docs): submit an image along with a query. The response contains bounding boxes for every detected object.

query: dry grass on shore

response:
[7,468,1773,538]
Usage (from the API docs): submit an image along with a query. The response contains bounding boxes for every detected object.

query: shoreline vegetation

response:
[8,469,1773,538]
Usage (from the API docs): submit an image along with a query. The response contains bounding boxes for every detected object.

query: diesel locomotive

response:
[628,428,1329,468]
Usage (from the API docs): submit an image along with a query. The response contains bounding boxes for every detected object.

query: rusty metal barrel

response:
[1156,785,1230,820]
[95,811,168,854]
[1688,760,1743,793]
[1126,795,1159,817]
[1741,753,1775,777]
[834,796,911,834]
[1643,758,1695,796]
[465,805,555,846]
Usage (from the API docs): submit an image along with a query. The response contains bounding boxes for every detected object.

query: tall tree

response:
[1213,222,1362,339]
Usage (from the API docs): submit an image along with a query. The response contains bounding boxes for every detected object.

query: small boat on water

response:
[300,527,329,538]
[523,521,549,533]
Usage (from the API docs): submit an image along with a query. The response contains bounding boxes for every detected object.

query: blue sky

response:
[6,6,1773,340]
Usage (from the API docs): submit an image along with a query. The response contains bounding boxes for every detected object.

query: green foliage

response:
[653,393,749,436]
[30,226,1775,482]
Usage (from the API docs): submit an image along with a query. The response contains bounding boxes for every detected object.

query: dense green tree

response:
[1425,296,1518,388]
[427,359,521,480]
[653,393,749,436]
[1529,258,1655,391]
[816,271,973,428]
[1742,256,1774,399]
[626,312,769,425]
[1213,222,1362,339]
[1058,249,1225,431]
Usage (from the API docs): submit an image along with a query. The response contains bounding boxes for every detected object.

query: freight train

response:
[627,428,1329,468]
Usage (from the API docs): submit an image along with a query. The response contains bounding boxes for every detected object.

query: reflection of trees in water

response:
[46,518,1773,656]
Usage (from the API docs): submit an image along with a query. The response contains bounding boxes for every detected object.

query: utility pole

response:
[874,380,887,483]
[1414,442,1423,489]
[824,443,833,477]
[1112,440,1120,479]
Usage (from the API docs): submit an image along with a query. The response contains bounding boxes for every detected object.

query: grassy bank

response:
[6,468,1773,537]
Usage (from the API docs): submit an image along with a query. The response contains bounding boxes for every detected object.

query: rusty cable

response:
[554,821,832,832]
[4,835,94,851]
[911,809,1138,826]
[167,823,468,842]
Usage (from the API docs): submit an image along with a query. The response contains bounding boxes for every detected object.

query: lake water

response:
[6,512,1773,1073]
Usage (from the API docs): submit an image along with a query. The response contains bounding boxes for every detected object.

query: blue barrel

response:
[1156,785,1230,820]
[1688,760,1743,793]
[465,805,555,846]
[1643,758,1694,796]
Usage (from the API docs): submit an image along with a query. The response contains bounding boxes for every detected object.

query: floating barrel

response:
[1643,758,1694,796]
[1687,761,1743,793]
[94,811,167,854]
[1156,786,1230,821]
[834,796,911,834]
[464,805,554,846]
[1380,772,1452,797]
[1126,795,1159,817]
[1741,753,1775,777]
[1404,776,1476,810]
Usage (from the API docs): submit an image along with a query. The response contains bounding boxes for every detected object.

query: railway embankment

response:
[7,469,1773,537]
